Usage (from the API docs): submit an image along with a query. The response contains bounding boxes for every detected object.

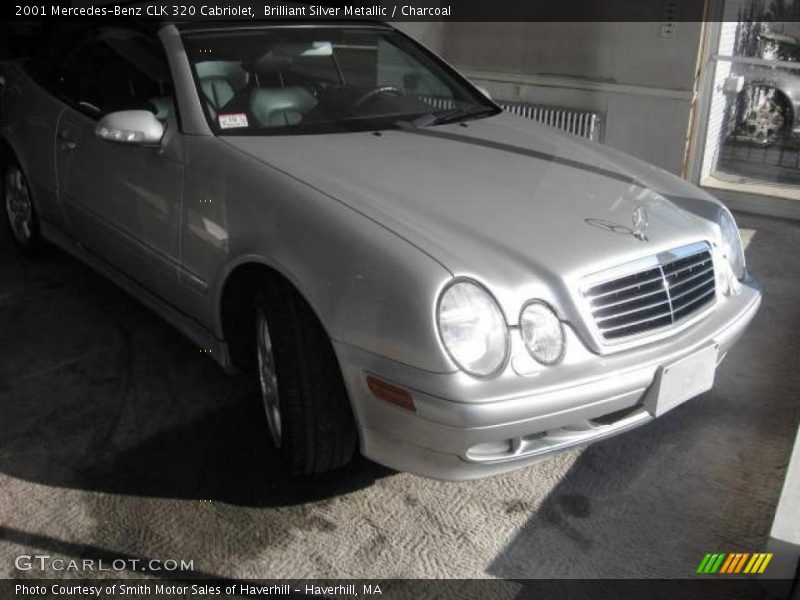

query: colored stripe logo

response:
[696,552,773,574]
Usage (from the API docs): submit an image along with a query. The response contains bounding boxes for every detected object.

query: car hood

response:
[222,113,719,319]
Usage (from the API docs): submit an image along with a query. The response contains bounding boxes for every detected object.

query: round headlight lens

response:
[520,302,565,365]
[719,209,746,280]
[437,281,509,377]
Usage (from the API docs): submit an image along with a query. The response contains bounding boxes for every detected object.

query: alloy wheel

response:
[4,166,34,244]
[256,308,282,448]
[741,92,786,146]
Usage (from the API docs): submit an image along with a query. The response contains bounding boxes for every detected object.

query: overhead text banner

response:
[7,0,712,22]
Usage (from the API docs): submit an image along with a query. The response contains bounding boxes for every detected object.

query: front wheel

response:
[255,306,283,447]
[253,280,357,475]
[2,157,41,254]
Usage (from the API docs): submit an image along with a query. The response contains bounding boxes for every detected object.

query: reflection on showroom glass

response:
[703,12,800,197]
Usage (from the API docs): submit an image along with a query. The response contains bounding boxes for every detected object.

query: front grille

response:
[584,245,716,341]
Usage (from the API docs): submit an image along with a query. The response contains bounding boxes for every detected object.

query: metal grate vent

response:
[417,95,457,111]
[415,96,602,141]
[498,101,602,141]
[583,245,716,341]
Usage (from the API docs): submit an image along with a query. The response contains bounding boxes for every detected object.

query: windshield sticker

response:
[219,113,249,129]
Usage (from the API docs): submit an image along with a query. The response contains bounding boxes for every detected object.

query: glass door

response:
[700,0,800,202]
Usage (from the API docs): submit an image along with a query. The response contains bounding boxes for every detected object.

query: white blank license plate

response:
[647,344,719,417]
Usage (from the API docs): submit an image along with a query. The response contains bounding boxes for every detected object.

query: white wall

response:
[392,22,445,54]
[399,20,705,175]
[442,22,701,91]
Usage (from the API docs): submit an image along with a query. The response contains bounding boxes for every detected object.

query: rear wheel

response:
[253,279,357,475]
[2,157,40,254]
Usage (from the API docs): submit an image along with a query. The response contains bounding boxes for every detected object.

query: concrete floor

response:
[0,213,798,581]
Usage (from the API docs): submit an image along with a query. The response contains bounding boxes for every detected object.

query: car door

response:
[54,26,185,303]
[1,30,75,231]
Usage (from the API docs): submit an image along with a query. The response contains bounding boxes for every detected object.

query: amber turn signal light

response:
[366,375,416,412]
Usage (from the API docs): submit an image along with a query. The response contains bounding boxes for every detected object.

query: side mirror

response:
[95,110,164,146]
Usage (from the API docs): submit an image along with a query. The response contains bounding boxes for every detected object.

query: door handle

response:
[57,130,76,151]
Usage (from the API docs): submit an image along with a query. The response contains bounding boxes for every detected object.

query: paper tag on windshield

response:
[219,113,248,129]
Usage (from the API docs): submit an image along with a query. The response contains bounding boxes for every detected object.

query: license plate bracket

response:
[645,344,719,417]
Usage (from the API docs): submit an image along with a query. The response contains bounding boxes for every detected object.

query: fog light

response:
[468,439,513,457]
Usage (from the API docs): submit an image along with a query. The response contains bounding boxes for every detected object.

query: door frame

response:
[686,0,724,186]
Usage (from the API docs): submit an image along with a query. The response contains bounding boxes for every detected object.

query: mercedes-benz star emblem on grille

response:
[584,207,650,242]
[631,206,649,241]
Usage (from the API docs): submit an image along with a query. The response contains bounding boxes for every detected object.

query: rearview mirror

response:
[95,110,164,146]
[302,41,333,57]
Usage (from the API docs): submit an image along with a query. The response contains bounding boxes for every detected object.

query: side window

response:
[56,27,173,120]
[25,25,88,94]
[56,41,94,106]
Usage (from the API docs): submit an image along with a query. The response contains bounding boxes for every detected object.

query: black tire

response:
[1,154,41,255]
[254,279,357,475]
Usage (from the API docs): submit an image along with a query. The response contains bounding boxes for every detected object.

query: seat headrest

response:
[195,61,249,92]
[200,76,235,110]
[249,87,318,127]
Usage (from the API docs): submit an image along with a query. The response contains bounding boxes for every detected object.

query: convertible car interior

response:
[185,31,462,133]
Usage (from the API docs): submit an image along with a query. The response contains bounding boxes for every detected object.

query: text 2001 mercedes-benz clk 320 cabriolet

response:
[0,21,761,480]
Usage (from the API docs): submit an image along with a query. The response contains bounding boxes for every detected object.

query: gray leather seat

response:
[249,87,318,127]
[195,61,249,92]
[200,76,235,116]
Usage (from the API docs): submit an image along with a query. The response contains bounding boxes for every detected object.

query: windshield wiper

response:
[424,105,498,126]
[395,105,499,130]
[398,106,498,129]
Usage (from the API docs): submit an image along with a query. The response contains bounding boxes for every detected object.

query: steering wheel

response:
[352,86,403,109]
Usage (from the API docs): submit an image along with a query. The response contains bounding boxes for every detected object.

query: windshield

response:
[182,26,499,135]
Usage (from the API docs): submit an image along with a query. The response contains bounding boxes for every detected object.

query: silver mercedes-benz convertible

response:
[0,21,761,480]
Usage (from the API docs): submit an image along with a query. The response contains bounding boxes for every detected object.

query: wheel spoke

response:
[740,90,785,145]
[5,167,33,244]
[256,309,282,447]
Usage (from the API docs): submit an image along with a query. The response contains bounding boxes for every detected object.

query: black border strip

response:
[1,0,726,22]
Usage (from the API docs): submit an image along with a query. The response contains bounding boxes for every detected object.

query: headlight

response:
[719,209,746,280]
[519,301,565,365]
[437,280,509,377]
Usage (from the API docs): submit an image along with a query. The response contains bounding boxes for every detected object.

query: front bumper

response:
[335,279,762,481]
